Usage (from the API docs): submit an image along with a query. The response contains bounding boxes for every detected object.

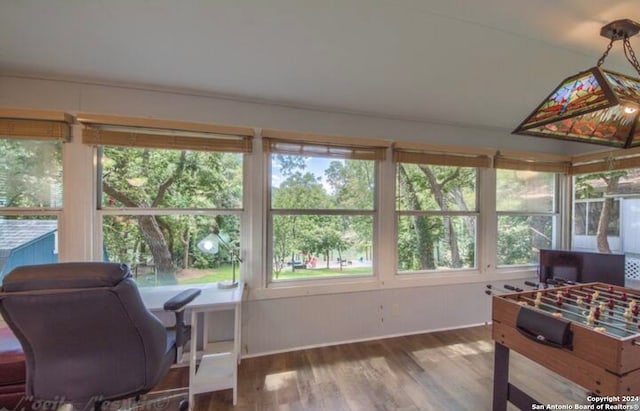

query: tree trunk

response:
[182,226,190,269]
[398,165,435,269]
[419,166,462,268]
[136,215,177,283]
[596,176,620,253]
[101,151,187,284]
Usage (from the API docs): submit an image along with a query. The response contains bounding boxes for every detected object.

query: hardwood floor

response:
[154,325,589,410]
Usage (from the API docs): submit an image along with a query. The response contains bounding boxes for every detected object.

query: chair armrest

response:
[163,288,201,312]
[163,289,201,355]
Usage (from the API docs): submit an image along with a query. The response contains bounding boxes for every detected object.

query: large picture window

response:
[572,169,640,254]
[85,116,251,287]
[265,134,385,282]
[98,147,244,286]
[396,163,478,272]
[0,113,69,279]
[496,169,557,266]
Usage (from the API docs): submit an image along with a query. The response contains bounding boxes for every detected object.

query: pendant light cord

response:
[623,36,640,76]
[597,38,615,67]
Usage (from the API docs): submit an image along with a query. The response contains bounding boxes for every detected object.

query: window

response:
[496,169,557,266]
[265,132,386,282]
[396,163,478,272]
[0,113,69,279]
[84,116,251,287]
[573,200,620,237]
[572,169,640,254]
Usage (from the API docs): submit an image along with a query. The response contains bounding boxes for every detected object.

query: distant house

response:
[573,169,640,255]
[572,170,640,281]
[0,220,58,279]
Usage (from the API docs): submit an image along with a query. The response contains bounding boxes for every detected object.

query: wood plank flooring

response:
[153,325,590,410]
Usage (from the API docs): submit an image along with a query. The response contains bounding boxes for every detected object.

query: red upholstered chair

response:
[0,326,26,410]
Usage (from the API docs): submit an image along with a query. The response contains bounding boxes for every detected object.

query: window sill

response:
[247,268,538,300]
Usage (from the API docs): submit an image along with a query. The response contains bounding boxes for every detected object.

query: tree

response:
[575,171,627,253]
[271,155,373,277]
[101,147,242,284]
[397,165,437,269]
[271,168,331,277]
[419,166,463,268]
[0,139,62,208]
[396,164,476,270]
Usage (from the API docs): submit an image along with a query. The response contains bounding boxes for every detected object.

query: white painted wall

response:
[0,75,567,153]
[1,75,544,356]
[243,281,492,355]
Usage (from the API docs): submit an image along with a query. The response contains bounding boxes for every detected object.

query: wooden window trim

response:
[0,107,72,141]
[494,150,571,174]
[570,147,640,174]
[263,129,390,161]
[79,114,253,153]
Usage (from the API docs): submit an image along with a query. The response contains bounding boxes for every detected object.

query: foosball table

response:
[490,281,640,411]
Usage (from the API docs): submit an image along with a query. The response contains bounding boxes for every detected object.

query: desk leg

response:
[233,303,241,405]
[189,310,198,411]
[236,302,242,365]
[493,342,509,411]
[202,311,209,352]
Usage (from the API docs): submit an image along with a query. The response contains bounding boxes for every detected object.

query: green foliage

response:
[0,140,62,207]
[396,164,476,271]
[100,147,242,284]
[270,155,373,279]
[497,215,552,266]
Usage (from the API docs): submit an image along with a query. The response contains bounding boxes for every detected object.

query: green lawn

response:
[273,266,372,280]
[177,265,235,284]
[137,264,372,286]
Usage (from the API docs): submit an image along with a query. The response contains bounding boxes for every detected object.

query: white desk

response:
[139,282,244,407]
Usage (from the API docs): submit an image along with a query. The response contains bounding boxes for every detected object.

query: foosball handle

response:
[504,284,524,292]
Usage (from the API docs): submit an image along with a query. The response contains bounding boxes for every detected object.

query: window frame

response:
[82,114,252,288]
[94,146,247,287]
[394,162,481,275]
[495,170,561,268]
[0,109,70,274]
[262,130,390,287]
[265,153,380,286]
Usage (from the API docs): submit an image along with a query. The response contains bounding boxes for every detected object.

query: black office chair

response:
[0,262,201,411]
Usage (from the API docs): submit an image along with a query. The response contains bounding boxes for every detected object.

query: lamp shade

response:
[513,67,640,148]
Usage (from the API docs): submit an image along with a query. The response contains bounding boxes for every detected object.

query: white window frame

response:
[495,171,561,269]
[93,146,247,286]
[0,137,64,266]
[394,162,481,275]
[265,152,379,287]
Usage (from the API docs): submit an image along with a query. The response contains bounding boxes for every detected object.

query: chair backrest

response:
[0,262,169,407]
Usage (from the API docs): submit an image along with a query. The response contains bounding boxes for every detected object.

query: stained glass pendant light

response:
[513,19,640,148]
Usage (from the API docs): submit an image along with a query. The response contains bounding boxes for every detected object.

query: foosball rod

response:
[485,284,527,295]
[518,294,636,334]
[488,284,640,337]
[547,279,640,302]
[531,292,636,328]
[530,288,637,322]
[534,280,640,309]
[488,284,636,332]
[586,284,640,301]
[486,283,637,327]
[559,286,639,315]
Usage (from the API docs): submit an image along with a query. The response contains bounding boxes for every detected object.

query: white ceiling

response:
[1,0,639,132]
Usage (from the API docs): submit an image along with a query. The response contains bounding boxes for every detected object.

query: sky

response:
[271,156,342,193]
